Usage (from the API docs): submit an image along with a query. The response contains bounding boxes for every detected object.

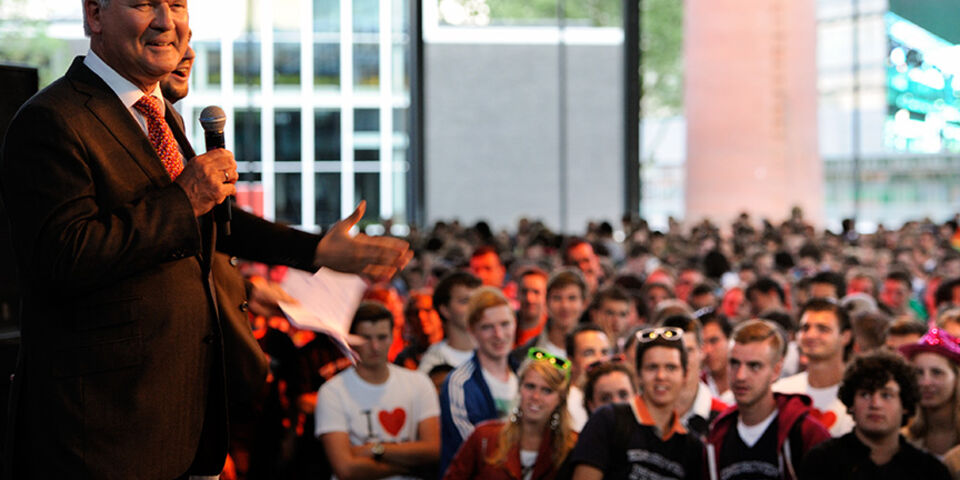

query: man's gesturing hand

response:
[176,149,237,216]
[314,201,412,282]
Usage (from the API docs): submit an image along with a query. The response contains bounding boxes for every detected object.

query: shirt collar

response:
[84,49,165,115]
[633,395,687,441]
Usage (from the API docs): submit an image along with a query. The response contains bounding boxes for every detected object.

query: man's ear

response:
[84,0,105,35]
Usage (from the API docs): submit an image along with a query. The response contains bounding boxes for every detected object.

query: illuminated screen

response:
[885,12,960,153]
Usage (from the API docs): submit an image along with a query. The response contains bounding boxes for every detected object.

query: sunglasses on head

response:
[527,347,572,373]
[635,326,684,343]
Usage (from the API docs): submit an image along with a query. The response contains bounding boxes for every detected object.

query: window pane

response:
[355,172,380,220]
[234,41,261,86]
[355,149,379,161]
[275,110,302,162]
[275,42,301,85]
[354,43,379,89]
[355,109,379,132]
[315,109,342,160]
[275,173,302,225]
[354,0,379,33]
[314,42,341,87]
[315,173,341,226]
[203,42,221,87]
[235,108,262,171]
[314,0,340,32]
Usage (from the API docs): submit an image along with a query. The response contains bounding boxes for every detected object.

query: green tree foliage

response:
[481,0,683,116]
[0,0,71,87]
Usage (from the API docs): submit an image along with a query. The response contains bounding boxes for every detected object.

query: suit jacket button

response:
[230,256,239,267]
[239,301,249,312]
[203,334,216,344]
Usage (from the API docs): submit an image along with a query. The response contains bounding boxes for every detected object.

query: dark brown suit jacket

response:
[0,57,319,479]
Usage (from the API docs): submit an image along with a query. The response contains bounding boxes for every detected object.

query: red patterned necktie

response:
[133,95,184,180]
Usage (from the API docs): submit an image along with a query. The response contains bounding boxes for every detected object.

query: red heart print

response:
[809,408,836,429]
[379,408,407,437]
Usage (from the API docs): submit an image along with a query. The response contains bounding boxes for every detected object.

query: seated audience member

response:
[707,320,830,480]
[443,350,578,480]
[881,270,919,320]
[809,271,846,300]
[697,308,733,401]
[850,310,890,354]
[746,277,787,317]
[643,282,677,319]
[936,307,960,339]
[799,350,950,480]
[439,287,518,474]
[581,361,636,415]
[563,237,604,298]
[418,272,482,374]
[515,266,550,346]
[567,327,705,479]
[394,291,443,369]
[758,309,802,378]
[689,281,719,310]
[899,328,960,457]
[316,302,441,479]
[885,318,927,350]
[773,299,855,436]
[510,268,589,367]
[589,285,635,349]
[660,315,728,439]
[564,323,612,431]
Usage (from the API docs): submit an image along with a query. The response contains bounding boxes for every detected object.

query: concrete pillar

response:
[684,0,822,227]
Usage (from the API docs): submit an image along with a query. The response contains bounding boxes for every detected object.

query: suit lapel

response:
[66,58,173,186]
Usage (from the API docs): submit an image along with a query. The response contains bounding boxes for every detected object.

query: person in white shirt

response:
[564,323,612,431]
[317,302,440,479]
[773,298,856,436]
[418,271,481,374]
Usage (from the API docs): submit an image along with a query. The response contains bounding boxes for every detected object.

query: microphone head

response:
[199,105,226,132]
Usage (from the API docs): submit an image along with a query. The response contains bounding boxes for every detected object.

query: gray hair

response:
[82,0,111,36]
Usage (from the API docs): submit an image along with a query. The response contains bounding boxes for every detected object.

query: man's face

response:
[547,284,585,334]
[518,274,547,322]
[567,243,600,290]
[470,252,505,288]
[679,334,703,379]
[847,276,874,296]
[852,379,904,440]
[809,282,838,300]
[591,299,632,339]
[587,370,634,413]
[701,322,730,375]
[87,0,190,91]
[880,279,910,310]
[354,319,393,368]
[639,346,685,409]
[645,286,671,312]
[470,305,516,362]
[798,310,850,361]
[676,270,703,302]
[439,284,476,330]
[689,292,716,310]
[160,42,194,103]
[571,330,611,382]
[729,340,781,409]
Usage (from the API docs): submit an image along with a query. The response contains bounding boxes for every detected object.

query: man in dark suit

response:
[0,1,409,478]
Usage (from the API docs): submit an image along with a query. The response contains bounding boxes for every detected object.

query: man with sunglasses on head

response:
[438,287,518,475]
[568,327,705,480]
[706,320,830,480]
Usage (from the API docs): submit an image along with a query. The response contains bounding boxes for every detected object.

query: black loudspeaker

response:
[0,63,37,447]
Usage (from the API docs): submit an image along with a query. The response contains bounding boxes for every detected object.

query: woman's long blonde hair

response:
[487,358,576,469]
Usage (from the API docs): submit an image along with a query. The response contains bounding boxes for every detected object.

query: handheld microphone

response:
[199,106,231,236]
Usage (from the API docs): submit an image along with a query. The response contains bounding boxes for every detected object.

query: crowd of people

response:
[223,208,960,479]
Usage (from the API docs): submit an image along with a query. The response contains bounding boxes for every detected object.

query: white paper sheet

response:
[278,267,367,363]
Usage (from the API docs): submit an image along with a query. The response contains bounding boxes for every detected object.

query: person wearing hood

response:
[707,320,830,480]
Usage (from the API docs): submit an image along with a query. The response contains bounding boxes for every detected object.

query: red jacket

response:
[443,420,577,480]
[706,393,830,480]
